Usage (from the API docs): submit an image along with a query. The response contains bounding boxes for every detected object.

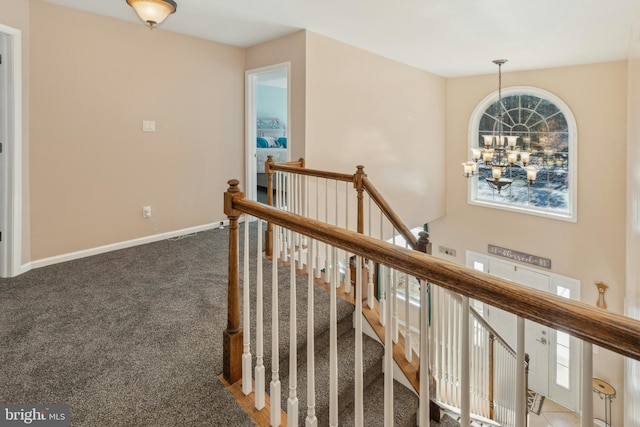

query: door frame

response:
[0,24,24,278]
[245,62,290,202]
[466,251,581,411]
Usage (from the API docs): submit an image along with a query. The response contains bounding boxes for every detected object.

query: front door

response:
[466,252,581,411]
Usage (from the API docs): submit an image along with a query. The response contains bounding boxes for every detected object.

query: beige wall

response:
[29,1,245,260]
[431,61,628,420]
[304,32,446,227]
[0,0,31,264]
[625,11,640,422]
[246,31,306,164]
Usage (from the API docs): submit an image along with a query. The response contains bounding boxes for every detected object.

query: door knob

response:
[536,337,547,345]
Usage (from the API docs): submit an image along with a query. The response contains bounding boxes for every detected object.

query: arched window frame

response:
[467,86,578,222]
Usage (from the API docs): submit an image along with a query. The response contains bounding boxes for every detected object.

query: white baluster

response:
[384,265,394,427]
[379,266,387,327]
[418,280,430,426]
[460,296,470,426]
[404,272,412,362]
[324,179,330,283]
[255,219,265,410]
[453,295,460,407]
[344,252,352,294]
[354,255,364,426]
[314,179,321,280]
[392,269,399,344]
[242,215,252,395]
[367,261,375,310]
[288,231,299,427]
[306,239,317,427]
[345,181,349,231]
[329,246,339,427]
[581,341,593,427]
[270,224,281,427]
[515,316,526,427]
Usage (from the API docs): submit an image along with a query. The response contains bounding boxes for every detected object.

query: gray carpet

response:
[0,224,352,426]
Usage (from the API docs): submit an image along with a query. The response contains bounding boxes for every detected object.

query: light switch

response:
[142,120,156,132]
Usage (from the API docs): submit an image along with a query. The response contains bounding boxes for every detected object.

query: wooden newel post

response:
[418,230,432,255]
[354,165,366,235]
[223,179,244,384]
[265,156,275,259]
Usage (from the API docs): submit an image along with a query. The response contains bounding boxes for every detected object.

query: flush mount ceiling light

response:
[126,0,177,29]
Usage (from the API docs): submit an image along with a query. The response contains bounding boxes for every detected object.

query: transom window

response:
[468,86,577,222]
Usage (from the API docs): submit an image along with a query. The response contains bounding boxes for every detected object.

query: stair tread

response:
[339,376,419,427]
[278,327,385,425]
[243,262,355,378]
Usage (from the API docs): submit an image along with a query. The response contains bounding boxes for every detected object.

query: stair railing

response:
[264,157,523,423]
[427,282,527,426]
[224,179,640,427]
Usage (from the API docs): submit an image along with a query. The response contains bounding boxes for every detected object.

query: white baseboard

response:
[26,219,236,272]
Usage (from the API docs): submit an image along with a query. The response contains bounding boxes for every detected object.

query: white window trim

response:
[467,86,578,223]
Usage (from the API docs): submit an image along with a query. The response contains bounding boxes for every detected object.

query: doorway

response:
[245,63,290,202]
[0,24,24,278]
[467,251,581,411]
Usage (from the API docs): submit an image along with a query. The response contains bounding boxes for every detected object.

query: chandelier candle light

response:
[462,59,538,192]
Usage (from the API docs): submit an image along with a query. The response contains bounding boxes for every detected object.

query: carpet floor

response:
[0,223,354,426]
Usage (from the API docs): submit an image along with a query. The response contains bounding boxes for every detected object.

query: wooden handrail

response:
[267,162,353,182]
[263,158,422,256]
[225,181,640,361]
[362,176,419,250]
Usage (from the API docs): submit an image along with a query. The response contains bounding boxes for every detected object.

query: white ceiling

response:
[42,0,638,77]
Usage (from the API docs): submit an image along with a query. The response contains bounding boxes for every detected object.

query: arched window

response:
[467,86,578,221]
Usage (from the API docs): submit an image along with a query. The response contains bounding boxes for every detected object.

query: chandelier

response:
[462,59,538,193]
[126,0,177,29]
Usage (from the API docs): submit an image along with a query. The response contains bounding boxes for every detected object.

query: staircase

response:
[221,159,640,427]
[225,236,424,425]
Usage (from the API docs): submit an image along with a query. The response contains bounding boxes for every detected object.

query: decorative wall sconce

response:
[595,282,609,309]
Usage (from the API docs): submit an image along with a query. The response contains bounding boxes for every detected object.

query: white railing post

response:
[404,272,413,362]
[515,316,526,427]
[270,224,281,427]
[354,255,364,426]
[393,269,399,344]
[242,215,252,395]
[329,246,339,427]
[418,280,430,426]
[367,261,375,310]
[379,265,387,327]
[581,342,593,427]
[255,219,265,410]
[306,239,317,427]
[384,265,394,426]
[460,296,471,426]
[288,231,299,427]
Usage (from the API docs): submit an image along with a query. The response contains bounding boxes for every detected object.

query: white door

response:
[488,259,550,395]
[466,252,581,411]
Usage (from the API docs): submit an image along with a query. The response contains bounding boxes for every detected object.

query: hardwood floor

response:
[528,398,587,427]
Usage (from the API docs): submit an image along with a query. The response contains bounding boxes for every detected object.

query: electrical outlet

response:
[143,206,151,219]
[439,245,456,257]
